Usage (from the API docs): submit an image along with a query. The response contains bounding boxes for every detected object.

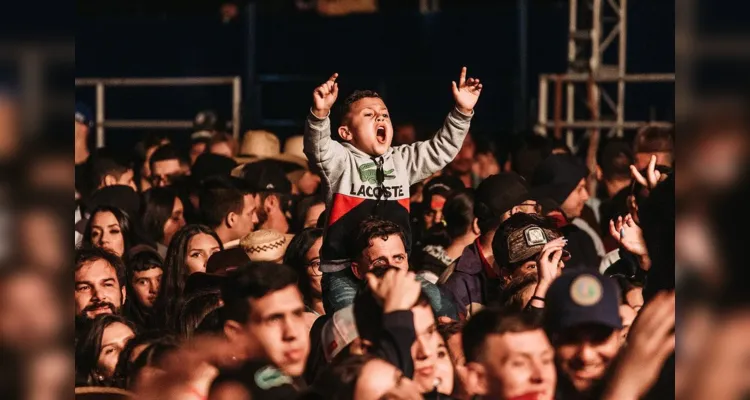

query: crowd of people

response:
[73,68,675,399]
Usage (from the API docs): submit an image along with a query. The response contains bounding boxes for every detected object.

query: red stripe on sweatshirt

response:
[327,194,367,226]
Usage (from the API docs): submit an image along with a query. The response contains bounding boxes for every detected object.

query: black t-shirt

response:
[75,156,95,201]
[211,360,302,400]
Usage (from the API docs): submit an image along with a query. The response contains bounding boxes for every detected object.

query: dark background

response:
[76,0,674,152]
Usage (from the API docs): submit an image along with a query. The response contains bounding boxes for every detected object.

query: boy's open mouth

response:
[376,126,387,144]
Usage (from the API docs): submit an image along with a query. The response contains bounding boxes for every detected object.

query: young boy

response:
[304,67,482,312]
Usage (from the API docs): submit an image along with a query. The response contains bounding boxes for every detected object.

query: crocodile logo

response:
[358,162,396,185]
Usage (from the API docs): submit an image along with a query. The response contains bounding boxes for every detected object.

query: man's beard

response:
[82,301,119,319]
[256,207,269,229]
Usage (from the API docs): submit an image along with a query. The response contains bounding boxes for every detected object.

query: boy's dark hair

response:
[199,176,245,229]
[609,275,640,305]
[350,217,406,262]
[91,148,132,189]
[600,140,634,181]
[75,245,126,288]
[437,320,465,342]
[462,308,540,363]
[219,261,299,325]
[149,144,183,170]
[443,190,475,240]
[353,266,432,344]
[633,126,675,154]
[501,274,539,311]
[339,90,381,125]
[510,134,553,182]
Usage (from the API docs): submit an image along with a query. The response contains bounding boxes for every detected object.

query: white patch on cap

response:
[524,226,548,246]
[570,275,603,306]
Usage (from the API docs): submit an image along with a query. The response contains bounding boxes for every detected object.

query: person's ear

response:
[226,211,238,229]
[351,262,362,280]
[338,126,353,142]
[510,205,522,215]
[499,267,512,287]
[463,362,488,396]
[264,194,278,212]
[121,285,127,305]
[223,320,245,344]
[103,174,117,187]
[503,158,512,173]
[471,218,481,235]
[595,165,603,181]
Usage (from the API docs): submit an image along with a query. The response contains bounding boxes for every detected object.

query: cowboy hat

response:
[234,130,308,169]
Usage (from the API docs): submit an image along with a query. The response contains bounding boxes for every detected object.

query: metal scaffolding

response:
[75,76,242,149]
[535,0,674,153]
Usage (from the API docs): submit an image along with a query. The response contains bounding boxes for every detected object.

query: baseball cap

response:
[191,153,237,184]
[192,110,223,140]
[237,159,292,194]
[184,272,227,296]
[530,154,588,205]
[75,102,94,127]
[493,212,570,268]
[206,247,251,275]
[473,173,531,231]
[423,175,463,208]
[544,270,622,335]
[321,306,359,361]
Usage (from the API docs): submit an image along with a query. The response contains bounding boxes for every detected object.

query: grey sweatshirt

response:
[304,107,473,271]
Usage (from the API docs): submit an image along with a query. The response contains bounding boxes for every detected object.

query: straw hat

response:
[75,387,135,399]
[235,130,307,169]
[240,229,290,263]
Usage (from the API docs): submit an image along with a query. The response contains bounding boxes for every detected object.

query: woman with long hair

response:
[82,205,140,258]
[442,190,480,261]
[75,314,136,387]
[140,187,186,258]
[111,331,175,390]
[154,224,222,331]
[283,227,324,316]
[123,246,164,331]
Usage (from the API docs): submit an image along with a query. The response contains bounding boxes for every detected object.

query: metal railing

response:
[536,72,675,139]
[75,76,242,148]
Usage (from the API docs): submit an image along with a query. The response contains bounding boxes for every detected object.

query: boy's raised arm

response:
[397,67,483,184]
[304,73,347,182]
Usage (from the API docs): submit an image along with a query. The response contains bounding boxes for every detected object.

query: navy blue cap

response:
[544,270,622,334]
[75,102,94,127]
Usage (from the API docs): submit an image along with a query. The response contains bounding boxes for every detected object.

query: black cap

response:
[192,109,224,140]
[84,185,140,219]
[473,173,531,232]
[544,270,622,335]
[239,159,292,194]
[530,154,588,205]
[206,247,251,275]
[423,175,464,200]
[191,153,237,184]
[184,272,228,296]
